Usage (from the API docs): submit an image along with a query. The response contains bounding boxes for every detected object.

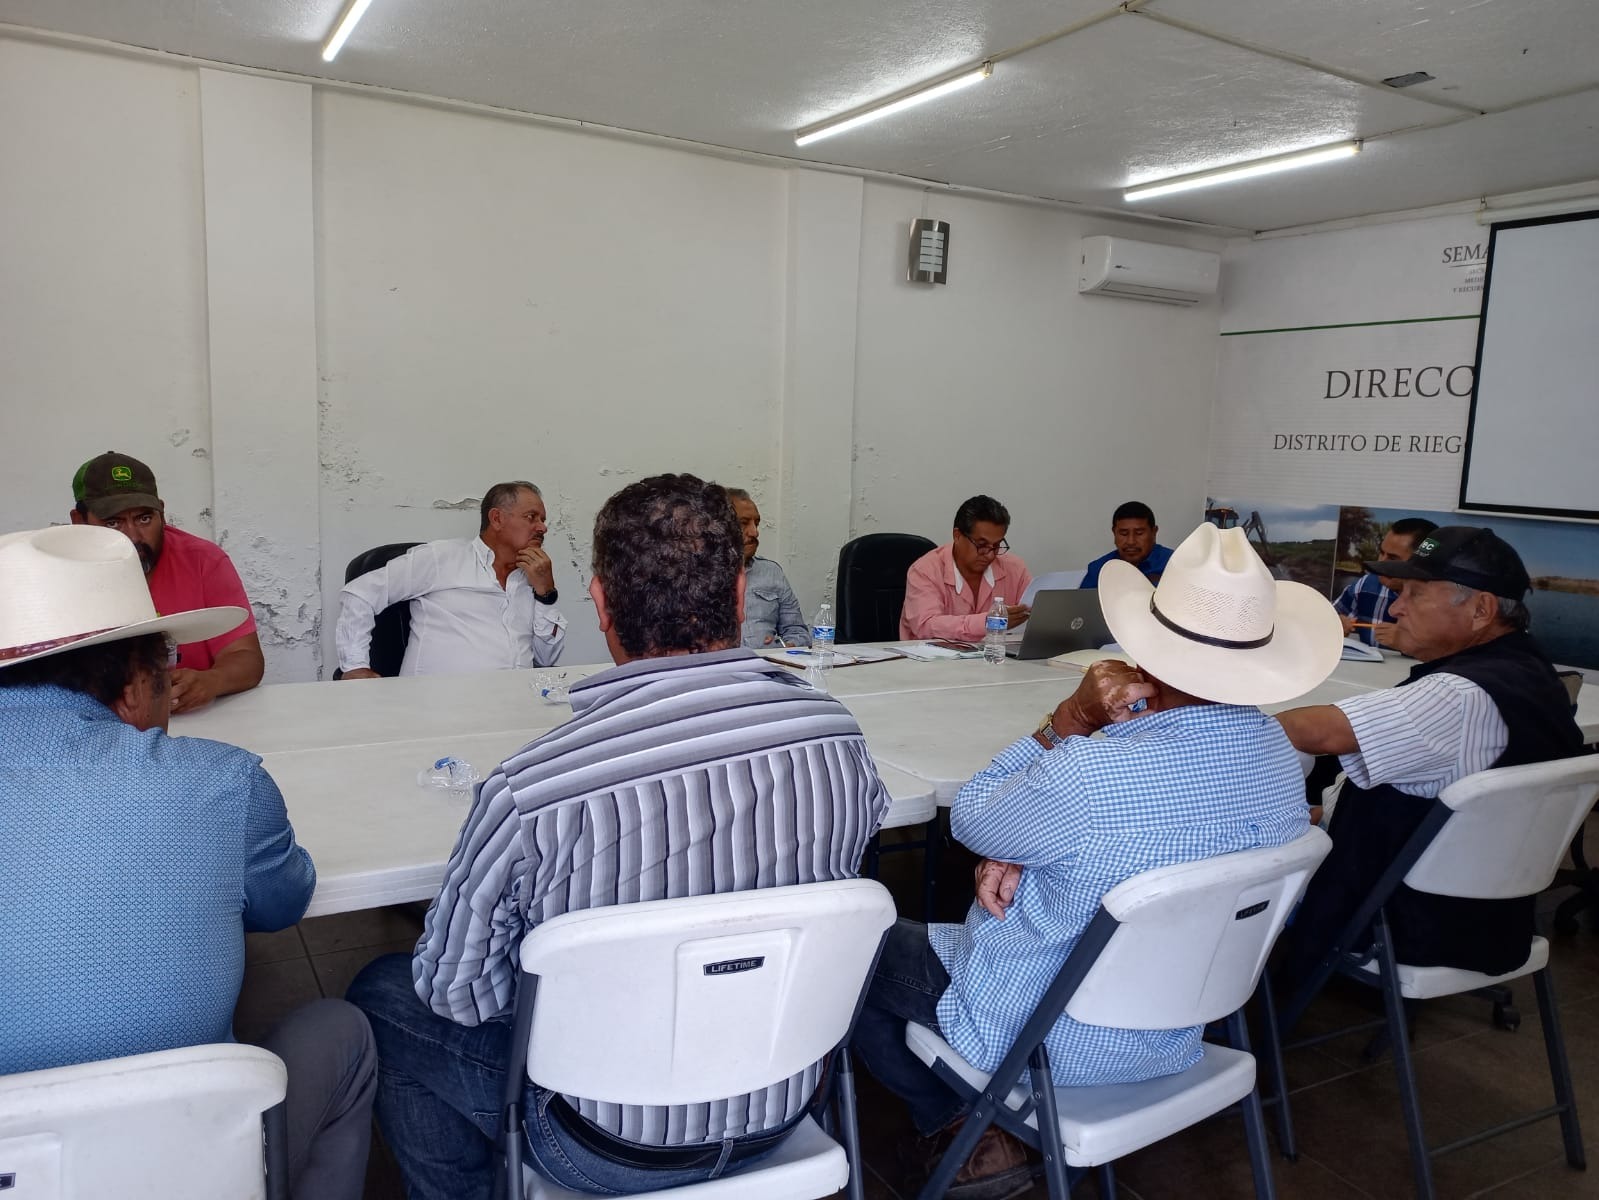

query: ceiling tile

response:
[1,1,1595,232]
[1141,88,1599,231]
[790,17,1452,202]
[1146,0,1599,112]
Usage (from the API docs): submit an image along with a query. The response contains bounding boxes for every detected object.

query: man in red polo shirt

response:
[68,451,264,712]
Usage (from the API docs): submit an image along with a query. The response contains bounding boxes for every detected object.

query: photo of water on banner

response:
[1207,498,1599,670]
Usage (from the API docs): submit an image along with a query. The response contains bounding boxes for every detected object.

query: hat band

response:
[0,626,121,663]
[1149,596,1274,650]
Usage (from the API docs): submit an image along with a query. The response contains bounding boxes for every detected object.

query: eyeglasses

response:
[960,532,1009,557]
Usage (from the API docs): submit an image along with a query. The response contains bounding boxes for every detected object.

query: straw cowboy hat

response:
[1098,522,1343,706]
[0,525,245,668]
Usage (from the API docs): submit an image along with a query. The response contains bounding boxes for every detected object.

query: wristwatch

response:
[533,586,559,605]
[1035,713,1066,749]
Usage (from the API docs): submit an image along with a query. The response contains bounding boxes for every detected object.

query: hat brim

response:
[86,493,162,519]
[0,606,247,669]
[1360,558,1436,582]
[1099,560,1343,706]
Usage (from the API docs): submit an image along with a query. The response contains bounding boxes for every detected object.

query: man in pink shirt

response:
[69,451,263,713]
[900,495,1033,641]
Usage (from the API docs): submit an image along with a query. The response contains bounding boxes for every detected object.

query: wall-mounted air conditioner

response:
[1078,236,1220,306]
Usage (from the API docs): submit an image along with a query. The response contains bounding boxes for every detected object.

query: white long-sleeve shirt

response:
[336,536,566,676]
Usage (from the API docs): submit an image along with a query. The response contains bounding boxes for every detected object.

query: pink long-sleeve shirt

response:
[899,543,1033,641]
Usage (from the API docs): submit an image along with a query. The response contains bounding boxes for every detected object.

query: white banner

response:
[1208,317,1479,509]
[1209,213,1488,509]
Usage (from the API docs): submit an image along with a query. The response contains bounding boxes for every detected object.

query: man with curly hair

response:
[349,473,891,1197]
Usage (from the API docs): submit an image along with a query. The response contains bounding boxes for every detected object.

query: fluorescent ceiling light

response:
[795,62,991,148]
[322,0,376,62]
[1125,141,1361,203]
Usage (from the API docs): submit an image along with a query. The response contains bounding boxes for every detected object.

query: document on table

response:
[1340,637,1384,662]
[899,642,984,661]
[755,646,904,669]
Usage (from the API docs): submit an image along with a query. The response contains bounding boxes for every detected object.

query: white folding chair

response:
[906,827,1331,1199]
[1279,755,1599,1198]
[499,879,897,1199]
[0,1043,289,1199]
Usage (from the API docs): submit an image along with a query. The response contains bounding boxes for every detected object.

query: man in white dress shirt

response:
[335,481,566,677]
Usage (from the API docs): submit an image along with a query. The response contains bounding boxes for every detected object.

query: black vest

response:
[1309,633,1582,975]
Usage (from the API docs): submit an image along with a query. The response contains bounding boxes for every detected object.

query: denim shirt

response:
[740,556,810,647]
[0,685,315,1074]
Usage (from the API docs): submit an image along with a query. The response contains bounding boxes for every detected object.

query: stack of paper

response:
[1340,637,1385,662]
[755,646,904,669]
[899,642,983,661]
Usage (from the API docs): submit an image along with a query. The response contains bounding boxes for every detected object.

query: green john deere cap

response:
[72,452,162,520]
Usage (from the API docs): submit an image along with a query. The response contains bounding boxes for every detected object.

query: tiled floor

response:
[240,826,1599,1200]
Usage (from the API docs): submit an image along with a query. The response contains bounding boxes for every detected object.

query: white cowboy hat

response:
[0,525,246,668]
[1098,522,1342,706]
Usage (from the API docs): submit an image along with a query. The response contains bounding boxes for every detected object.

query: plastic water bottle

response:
[983,597,1008,665]
[416,757,481,793]
[808,602,836,691]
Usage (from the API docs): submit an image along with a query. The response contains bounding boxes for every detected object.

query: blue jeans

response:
[851,919,968,1137]
[347,953,792,1197]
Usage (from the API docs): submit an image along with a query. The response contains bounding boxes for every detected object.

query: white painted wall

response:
[1,34,1226,679]
[0,40,213,534]
[314,91,789,665]
[199,69,322,681]
[852,184,1223,584]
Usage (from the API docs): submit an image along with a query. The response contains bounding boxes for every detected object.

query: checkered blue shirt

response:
[930,703,1309,1084]
[1332,573,1395,646]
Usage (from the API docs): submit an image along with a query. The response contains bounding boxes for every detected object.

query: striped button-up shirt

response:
[413,649,890,1145]
[932,704,1309,1084]
[1335,673,1508,798]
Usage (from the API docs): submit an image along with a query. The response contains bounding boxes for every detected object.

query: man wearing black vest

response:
[1275,526,1583,985]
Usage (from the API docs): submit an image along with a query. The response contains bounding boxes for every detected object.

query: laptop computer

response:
[1009,589,1116,660]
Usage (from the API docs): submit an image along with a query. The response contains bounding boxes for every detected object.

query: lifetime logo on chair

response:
[703,956,765,977]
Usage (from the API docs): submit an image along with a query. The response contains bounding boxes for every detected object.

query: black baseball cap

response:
[72,451,162,520]
[1365,526,1530,600]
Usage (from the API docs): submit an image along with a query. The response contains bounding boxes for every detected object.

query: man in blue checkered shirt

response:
[1332,517,1436,646]
[854,523,1342,1199]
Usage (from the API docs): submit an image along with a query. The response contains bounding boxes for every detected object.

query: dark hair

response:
[1112,501,1156,526]
[479,481,540,533]
[953,495,1010,535]
[0,634,168,707]
[591,474,743,657]
[1388,517,1438,543]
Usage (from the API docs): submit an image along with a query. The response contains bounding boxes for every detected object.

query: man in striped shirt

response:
[349,474,890,1197]
[1277,526,1583,990]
